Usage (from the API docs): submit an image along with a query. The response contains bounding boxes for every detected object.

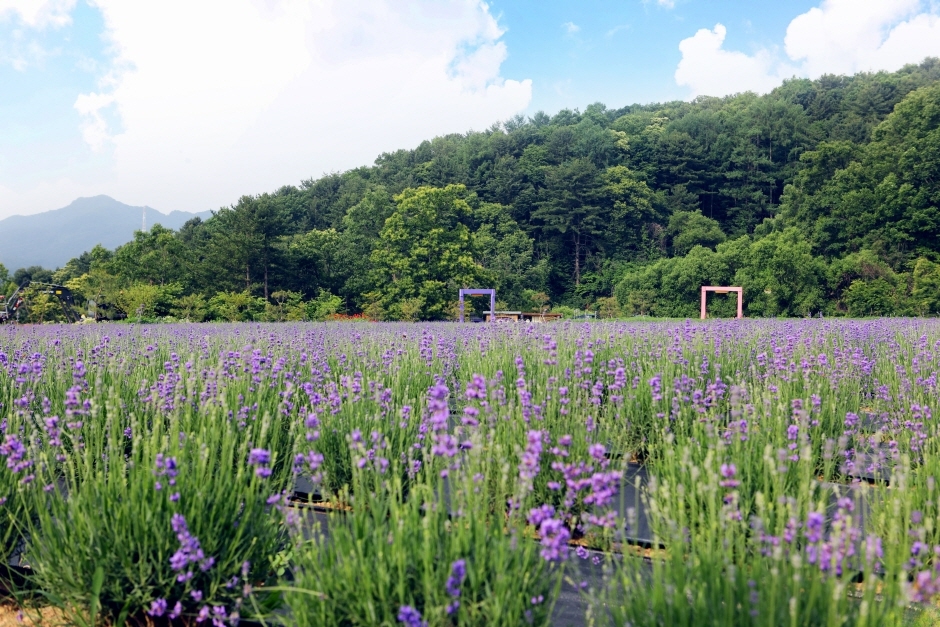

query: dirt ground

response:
[0,604,64,626]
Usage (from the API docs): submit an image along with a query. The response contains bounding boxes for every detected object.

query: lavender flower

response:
[445,559,466,614]
[397,605,427,627]
[248,448,272,478]
[538,518,570,562]
[518,430,543,492]
[148,598,168,617]
[169,513,214,581]
[719,463,740,488]
[0,435,31,474]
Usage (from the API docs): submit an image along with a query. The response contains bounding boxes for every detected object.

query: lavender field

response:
[1,319,939,626]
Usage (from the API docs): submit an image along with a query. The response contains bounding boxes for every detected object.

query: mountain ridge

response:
[0,195,211,271]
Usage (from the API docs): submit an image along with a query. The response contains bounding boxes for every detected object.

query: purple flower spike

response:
[248,448,272,478]
[248,448,271,465]
[148,598,168,617]
[446,559,467,598]
[169,602,182,620]
[397,605,427,627]
[538,518,570,562]
[719,463,740,488]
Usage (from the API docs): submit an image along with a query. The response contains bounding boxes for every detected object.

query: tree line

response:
[3,58,940,321]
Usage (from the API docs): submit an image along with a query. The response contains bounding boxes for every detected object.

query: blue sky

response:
[1,0,939,219]
[491,0,819,113]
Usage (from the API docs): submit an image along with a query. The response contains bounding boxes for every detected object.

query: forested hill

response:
[4,59,940,322]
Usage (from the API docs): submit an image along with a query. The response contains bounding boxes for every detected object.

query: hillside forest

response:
[3,59,940,322]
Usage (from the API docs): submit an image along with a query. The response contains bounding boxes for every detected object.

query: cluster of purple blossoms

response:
[425,382,461,471]
[1,434,30,473]
[719,463,739,489]
[430,433,458,459]
[293,450,324,484]
[147,598,183,620]
[527,504,556,529]
[44,415,63,451]
[169,513,214,582]
[538,518,570,562]
[544,437,621,527]
[462,374,489,427]
[518,430,543,492]
[154,453,179,498]
[304,412,321,442]
[427,382,450,432]
[445,559,466,615]
[527,504,570,562]
[908,567,940,603]
[792,500,866,577]
[583,470,621,513]
[351,430,390,474]
[397,605,427,627]
[247,448,272,478]
[64,384,89,425]
[906,532,940,603]
[0,434,33,484]
[149,598,234,626]
[648,374,663,402]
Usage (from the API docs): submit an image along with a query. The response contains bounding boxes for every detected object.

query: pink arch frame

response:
[700,286,743,319]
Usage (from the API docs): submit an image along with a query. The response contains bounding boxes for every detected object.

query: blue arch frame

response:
[458,289,496,323]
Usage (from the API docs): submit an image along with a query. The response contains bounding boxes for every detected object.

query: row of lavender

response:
[0,319,938,626]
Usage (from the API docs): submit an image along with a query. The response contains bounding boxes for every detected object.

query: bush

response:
[283,436,562,627]
[209,291,266,322]
[21,401,293,624]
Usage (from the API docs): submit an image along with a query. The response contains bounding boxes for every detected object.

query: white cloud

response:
[605,24,630,38]
[675,0,940,98]
[0,0,75,27]
[643,0,675,8]
[2,0,531,217]
[563,21,580,34]
[73,91,115,151]
[675,24,794,97]
[0,0,73,70]
[785,0,940,76]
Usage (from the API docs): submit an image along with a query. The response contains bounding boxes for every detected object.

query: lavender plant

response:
[0,318,938,625]
[19,395,292,625]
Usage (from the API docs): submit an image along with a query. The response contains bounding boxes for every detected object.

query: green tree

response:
[532,158,606,287]
[13,266,53,286]
[336,188,396,307]
[730,229,827,317]
[370,185,485,320]
[472,202,549,309]
[602,165,659,256]
[111,225,188,287]
[667,210,727,256]
[207,194,285,298]
[844,278,910,317]
[279,229,344,300]
[22,289,60,323]
[912,257,940,315]
[264,290,308,322]
[0,263,9,297]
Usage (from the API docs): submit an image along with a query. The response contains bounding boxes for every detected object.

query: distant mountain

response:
[0,196,212,271]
